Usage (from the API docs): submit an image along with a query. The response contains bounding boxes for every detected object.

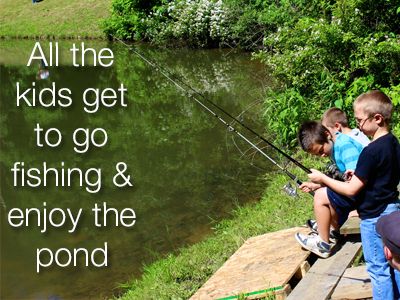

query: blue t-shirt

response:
[333,133,364,173]
[348,129,370,147]
[354,133,400,219]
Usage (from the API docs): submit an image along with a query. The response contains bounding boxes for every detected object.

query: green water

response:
[0,41,272,299]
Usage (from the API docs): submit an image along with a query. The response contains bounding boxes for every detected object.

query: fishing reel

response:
[282,182,298,198]
[324,162,346,181]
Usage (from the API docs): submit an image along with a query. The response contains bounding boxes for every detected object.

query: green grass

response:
[0,0,112,38]
[115,156,320,299]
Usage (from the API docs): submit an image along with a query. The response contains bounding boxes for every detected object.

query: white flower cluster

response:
[165,0,230,43]
[210,0,229,39]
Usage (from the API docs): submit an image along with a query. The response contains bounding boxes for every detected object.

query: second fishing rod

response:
[115,37,313,193]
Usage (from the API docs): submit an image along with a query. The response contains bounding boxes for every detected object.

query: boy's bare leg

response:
[329,205,339,231]
[314,188,331,243]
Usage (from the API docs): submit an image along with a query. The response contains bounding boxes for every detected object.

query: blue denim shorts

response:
[327,188,356,226]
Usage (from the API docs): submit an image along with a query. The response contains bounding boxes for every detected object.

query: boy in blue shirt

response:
[322,107,370,148]
[320,107,370,220]
[308,90,400,299]
[295,121,364,258]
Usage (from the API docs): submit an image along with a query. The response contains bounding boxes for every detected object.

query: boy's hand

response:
[308,169,326,184]
[299,182,320,193]
[344,170,354,181]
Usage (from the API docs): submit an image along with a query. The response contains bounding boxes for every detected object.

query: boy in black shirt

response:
[307,90,400,300]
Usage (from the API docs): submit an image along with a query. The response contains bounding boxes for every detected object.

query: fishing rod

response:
[114,37,313,194]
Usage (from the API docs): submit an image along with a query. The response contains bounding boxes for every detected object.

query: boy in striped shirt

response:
[295,121,364,258]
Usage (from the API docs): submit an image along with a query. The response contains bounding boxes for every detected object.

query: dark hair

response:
[298,121,329,152]
[322,108,349,127]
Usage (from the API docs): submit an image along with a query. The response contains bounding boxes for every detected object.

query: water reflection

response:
[36,59,50,80]
[0,41,271,299]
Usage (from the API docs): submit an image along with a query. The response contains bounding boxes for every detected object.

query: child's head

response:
[321,108,349,136]
[377,211,400,271]
[353,90,393,135]
[298,121,332,157]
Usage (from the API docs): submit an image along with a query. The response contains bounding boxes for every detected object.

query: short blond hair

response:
[354,90,393,121]
[322,108,349,127]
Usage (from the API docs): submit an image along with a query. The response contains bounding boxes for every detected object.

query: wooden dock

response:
[191,218,372,300]
[190,227,310,300]
[331,266,372,300]
[286,239,362,300]
[340,217,361,235]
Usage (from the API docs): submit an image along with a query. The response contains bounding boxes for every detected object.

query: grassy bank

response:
[0,0,112,38]
[116,158,318,299]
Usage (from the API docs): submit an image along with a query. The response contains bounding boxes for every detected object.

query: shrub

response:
[103,0,164,40]
[254,0,400,146]
[104,0,335,47]
[152,0,232,47]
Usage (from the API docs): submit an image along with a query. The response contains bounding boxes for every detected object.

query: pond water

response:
[0,40,273,299]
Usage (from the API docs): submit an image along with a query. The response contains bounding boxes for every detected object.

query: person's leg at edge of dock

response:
[361,203,400,300]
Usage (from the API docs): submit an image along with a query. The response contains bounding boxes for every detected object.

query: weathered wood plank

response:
[294,261,310,280]
[190,227,311,300]
[340,217,361,235]
[286,241,362,300]
[331,266,372,300]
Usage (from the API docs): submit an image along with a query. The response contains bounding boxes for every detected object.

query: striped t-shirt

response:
[333,133,364,173]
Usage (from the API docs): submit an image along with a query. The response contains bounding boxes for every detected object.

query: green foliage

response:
[103,0,152,39]
[104,0,233,46]
[103,0,164,39]
[264,88,313,147]
[254,0,400,145]
[224,0,334,48]
[334,0,400,35]
[104,0,335,47]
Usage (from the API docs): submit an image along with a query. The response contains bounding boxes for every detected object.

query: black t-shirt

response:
[354,133,400,219]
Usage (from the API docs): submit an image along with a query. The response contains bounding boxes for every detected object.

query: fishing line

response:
[229,135,269,172]
[114,37,312,193]
[227,99,266,171]
[229,98,279,172]
[222,27,266,58]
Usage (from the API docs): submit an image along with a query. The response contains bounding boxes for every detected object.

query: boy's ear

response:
[384,245,393,260]
[334,122,342,131]
[374,113,385,125]
[325,130,332,139]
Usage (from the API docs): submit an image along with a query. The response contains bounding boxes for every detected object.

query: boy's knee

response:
[314,188,329,205]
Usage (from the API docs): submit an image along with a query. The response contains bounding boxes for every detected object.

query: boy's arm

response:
[308,169,365,197]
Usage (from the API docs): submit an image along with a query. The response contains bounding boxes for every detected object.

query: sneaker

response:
[305,219,341,244]
[329,230,341,244]
[295,232,331,258]
[307,230,339,246]
[306,219,318,232]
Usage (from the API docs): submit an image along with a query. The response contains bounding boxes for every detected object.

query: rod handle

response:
[295,179,315,197]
